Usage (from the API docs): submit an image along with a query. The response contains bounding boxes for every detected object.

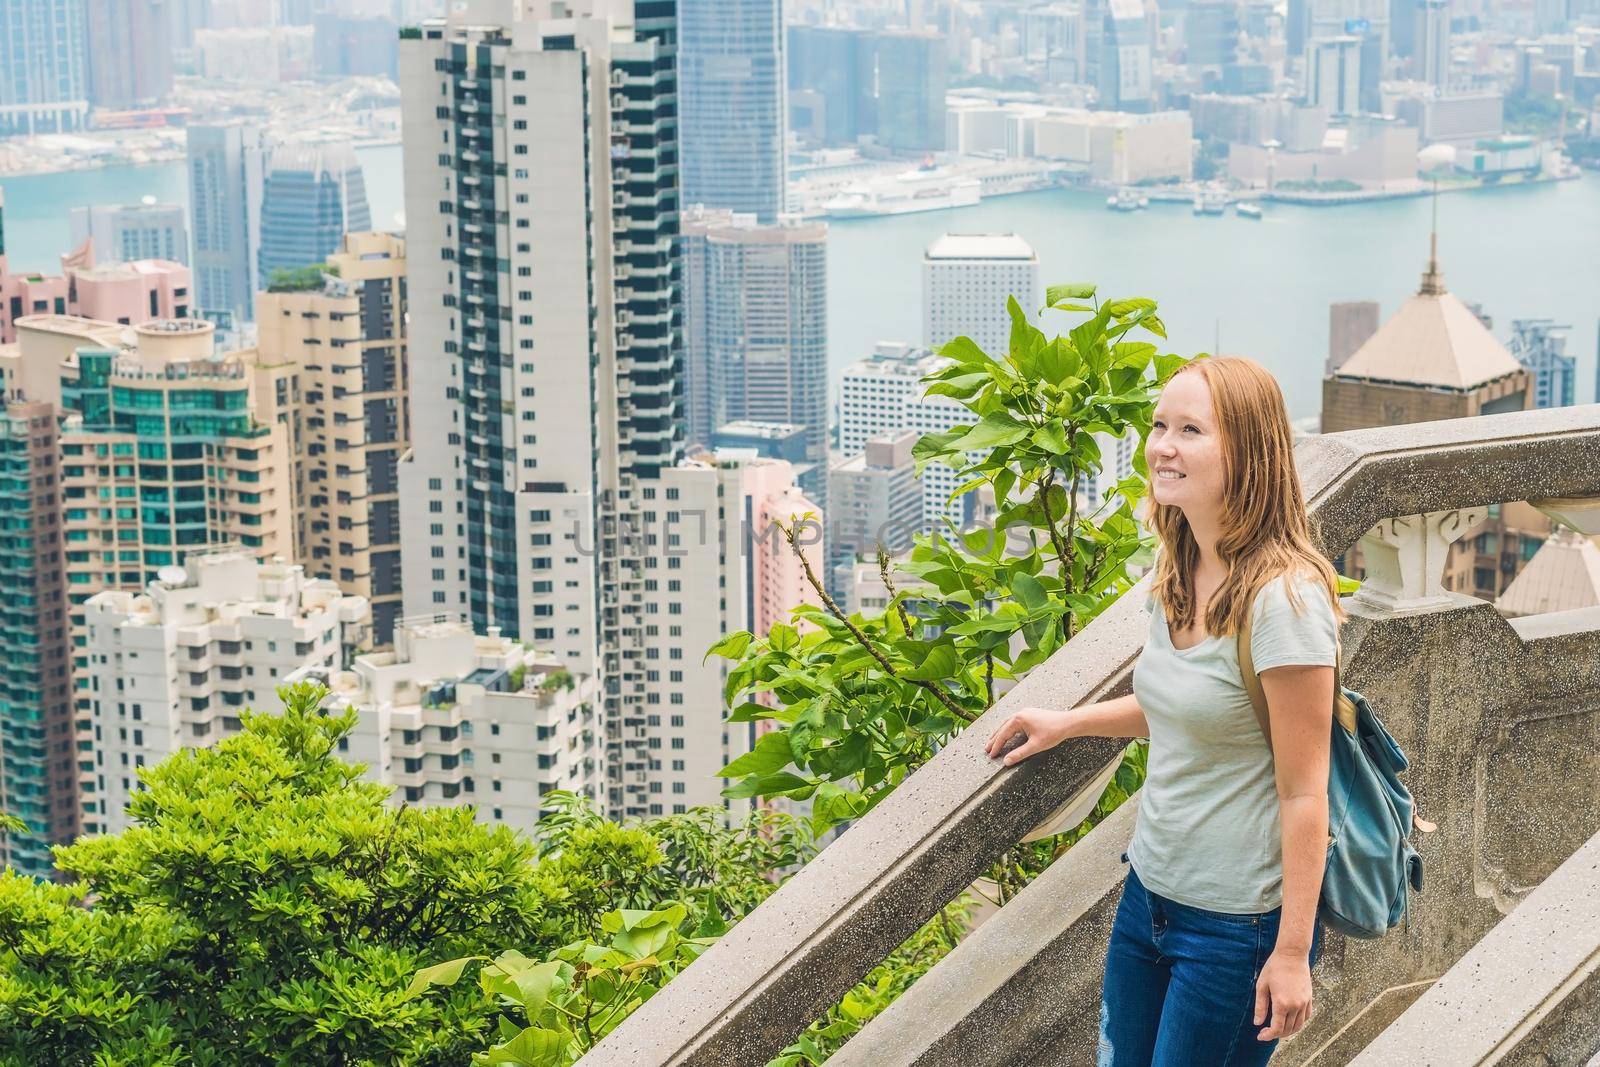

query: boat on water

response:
[820,166,983,218]
[1105,187,1150,211]
[1235,202,1263,219]
[1192,187,1229,215]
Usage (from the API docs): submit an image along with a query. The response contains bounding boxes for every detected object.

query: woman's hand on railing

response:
[984,707,1075,766]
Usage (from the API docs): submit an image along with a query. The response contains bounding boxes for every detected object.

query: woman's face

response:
[1146,371,1225,516]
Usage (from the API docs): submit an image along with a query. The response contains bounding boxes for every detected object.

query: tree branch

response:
[876,547,915,638]
[782,522,977,724]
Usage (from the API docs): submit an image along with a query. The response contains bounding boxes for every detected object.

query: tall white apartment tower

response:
[399,0,756,820]
[922,233,1041,359]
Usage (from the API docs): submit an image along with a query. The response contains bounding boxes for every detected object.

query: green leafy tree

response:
[0,685,815,1066]
[708,287,1182,883]
[0,682,544,1066]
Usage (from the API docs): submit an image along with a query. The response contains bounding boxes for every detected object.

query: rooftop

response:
[924,233,1037,262]
[1333,247,1527,391]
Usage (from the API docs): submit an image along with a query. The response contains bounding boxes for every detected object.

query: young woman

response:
[983,356,1346,1067]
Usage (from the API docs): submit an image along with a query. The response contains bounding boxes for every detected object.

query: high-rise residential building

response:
[838,342,975,535]
[678,0,785,222]
[84,0,174,107]
[923,233,1041,359]
[873,29,948,151]
[1306,35,1362,117]
[681,207,828,510]
[187,122,267,327]
[1418,0,1450,91]
[0,400,75,878]
[0,0,89,135]
[399,1,770,821]
[1328,300,1380,374]
[81,552,370,833]
[316,616,606,827]
[1507,319,1575,409]
[55,318,296,583]
[70,201,190,266]
[257,142,373,283]
[250,232,410,645]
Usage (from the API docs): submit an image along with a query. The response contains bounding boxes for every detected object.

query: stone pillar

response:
[1353,506,1489,612]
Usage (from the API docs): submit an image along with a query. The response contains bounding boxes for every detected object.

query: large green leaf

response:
[481,1026,572,1066]
[1046,282,1097,303]
[704,630,753,663]
[406,955,484,997]
[947,412,1030,452]
[900,644,958,682]
[716,730,796,778]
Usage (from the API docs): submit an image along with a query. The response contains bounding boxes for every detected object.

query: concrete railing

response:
[1350,826,1600,1067]
[585,404,1600,1067]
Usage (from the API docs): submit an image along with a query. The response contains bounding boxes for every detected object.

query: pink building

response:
[0,270,70,345]
[69,259,194,325]
[739,457,826,640]
[0,232,192,343]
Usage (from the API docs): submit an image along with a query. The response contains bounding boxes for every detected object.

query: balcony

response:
[584,404,1600,1066]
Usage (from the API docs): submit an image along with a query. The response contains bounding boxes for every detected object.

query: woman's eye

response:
[1184,425,1199,433]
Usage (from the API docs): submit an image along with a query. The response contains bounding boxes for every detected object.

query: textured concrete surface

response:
[583,404,1600,1067]
[1350,830,1600,1067]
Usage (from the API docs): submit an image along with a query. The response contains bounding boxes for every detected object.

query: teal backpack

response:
[1237,619,1433,939]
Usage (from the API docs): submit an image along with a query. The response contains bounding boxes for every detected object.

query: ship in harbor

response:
[822,167,984,217]
[1106,187,1150,211]
[799,156,1069,220]
[1193,185,1230,215]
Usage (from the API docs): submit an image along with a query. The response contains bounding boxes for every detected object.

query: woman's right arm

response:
[983,693,1149,766]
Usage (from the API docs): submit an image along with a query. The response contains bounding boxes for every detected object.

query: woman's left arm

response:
[1254,662,1335,1043]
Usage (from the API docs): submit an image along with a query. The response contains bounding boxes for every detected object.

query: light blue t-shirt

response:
[1127,571,1339,913]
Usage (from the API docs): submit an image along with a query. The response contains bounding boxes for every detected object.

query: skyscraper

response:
[786,25,875,147]
[257,141,373,283]
[1092,0,1154,113]
[186,122,267,327]
[873,29,948,151]
[85,0,174,107]
[1418,0,1451,91]
[399,0,757,820]
[1306,35,1362,117]
[679,0,785,221]
[251,232,410,645]
[0,401,75,878]
[0,0,89,134]
[70,200,189,265]
[922,233,1041,358]
[681,207,828,511]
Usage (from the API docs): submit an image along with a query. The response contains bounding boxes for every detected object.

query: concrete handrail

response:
[1350,827,1600,1066]
[585,404,1600,1067]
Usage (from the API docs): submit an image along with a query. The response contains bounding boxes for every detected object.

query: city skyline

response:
[0,0,1594,865]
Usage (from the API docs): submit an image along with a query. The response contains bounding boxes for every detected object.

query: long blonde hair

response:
[1147,356,1347,636]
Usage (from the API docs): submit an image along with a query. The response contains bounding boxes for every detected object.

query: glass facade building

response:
[678,0,784,221]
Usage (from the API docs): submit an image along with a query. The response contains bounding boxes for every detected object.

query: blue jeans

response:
[1098,862,1323,1067]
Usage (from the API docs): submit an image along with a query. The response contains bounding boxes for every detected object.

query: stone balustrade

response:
[583,404,1600,1067]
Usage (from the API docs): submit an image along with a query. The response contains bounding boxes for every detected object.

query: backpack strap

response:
[1236,601,1354,749]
